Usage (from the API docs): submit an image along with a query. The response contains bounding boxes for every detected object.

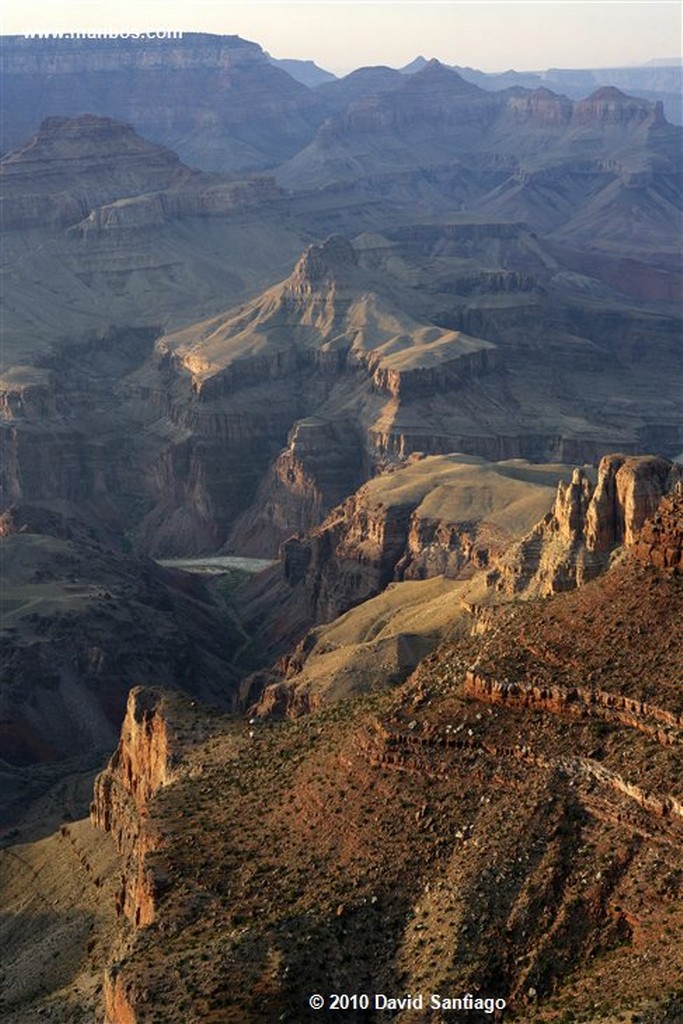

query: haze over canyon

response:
[0,30,681,1024]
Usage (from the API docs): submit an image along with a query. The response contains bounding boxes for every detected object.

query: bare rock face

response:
[92,687,175,928]
[2,95,681,561]
[0,505,238,843]
[1,114,188,230]
[0,367,57,419]
[585,453,681,551]
[633,486,683,572]
[240,456,573,662]
[226,416,365,556]
[573,86,664,126]
[81,550,683,1024]
[505,86,573,125]
[496,454,682,595]
[288,234,358,292]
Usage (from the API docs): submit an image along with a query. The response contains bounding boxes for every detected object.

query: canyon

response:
[28,491,680,1024]
[1,455,680,1022]
[0,29,681,1024]
[243,453,681,716]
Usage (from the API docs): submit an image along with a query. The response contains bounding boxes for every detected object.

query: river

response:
[156,555,276,576]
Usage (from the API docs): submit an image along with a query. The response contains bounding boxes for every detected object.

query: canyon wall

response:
[494,454,682,595]
[240,456,572,661]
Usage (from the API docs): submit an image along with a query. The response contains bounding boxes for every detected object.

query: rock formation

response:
[495,454,682,595]
[2,34,682,1024]
[0,33,326,172]
[78,506,683,1022]
[0,113,281,232]
[633,485,683,572]
[2,94,681,558]
[242,456,571,647]
[237,457,577,715]
[242,453,683,718]
[91,688,177,927]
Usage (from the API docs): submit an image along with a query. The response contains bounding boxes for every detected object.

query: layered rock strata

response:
[495,454,682,595]
[240,458,575,710]
[1,33,326,172]
[82,536,682,1023]
[1,114,280,232]
[247,456,571,648]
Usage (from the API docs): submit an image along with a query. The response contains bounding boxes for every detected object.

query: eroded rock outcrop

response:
[495,454,682,595]
[464,671,683,747]
[83,538,683,1023]
[584,454,680,551]
[573,86,664,126]
[633,487,683,572]
[0,367,56,419]
[1,33,326,173]
[241,457,573,708]
[226,416,365,555]
[91,688,176,927]
[274,455,573,623]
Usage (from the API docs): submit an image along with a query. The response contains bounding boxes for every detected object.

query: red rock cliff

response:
[91,687,177,928]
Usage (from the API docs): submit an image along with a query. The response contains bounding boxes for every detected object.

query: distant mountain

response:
[278,62,681,263]
[398,55,430,74]
[315,65,406,111]
[398,55,683,124]
[0,114,309,364]
[268,54,337,86]
[0,33,327,171]
[1,33,682,1024]
[1,55,681,561]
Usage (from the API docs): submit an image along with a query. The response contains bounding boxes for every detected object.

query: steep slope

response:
[107,235,509,555]
[2,93,681,559]
[1,113,199,229]
[241,454,680,716]
[6,220,678,560]
[268,56,337,88]
[398,58,683,126]
[76,499,682,1024]
[279,68,682,293]
[3,203,681,558]
[277,62,499,194]
[314,65,406,113]
[0,505,240,843]
[0,820,122,1024]
[135,226,681,555]
[238,454,578,663]
[279,65,677,187]
[158,233,498,400]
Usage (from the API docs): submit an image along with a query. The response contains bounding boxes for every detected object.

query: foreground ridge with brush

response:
[5,488,674,1023]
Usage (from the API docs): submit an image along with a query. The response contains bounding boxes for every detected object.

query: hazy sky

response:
[1,1,680,75]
